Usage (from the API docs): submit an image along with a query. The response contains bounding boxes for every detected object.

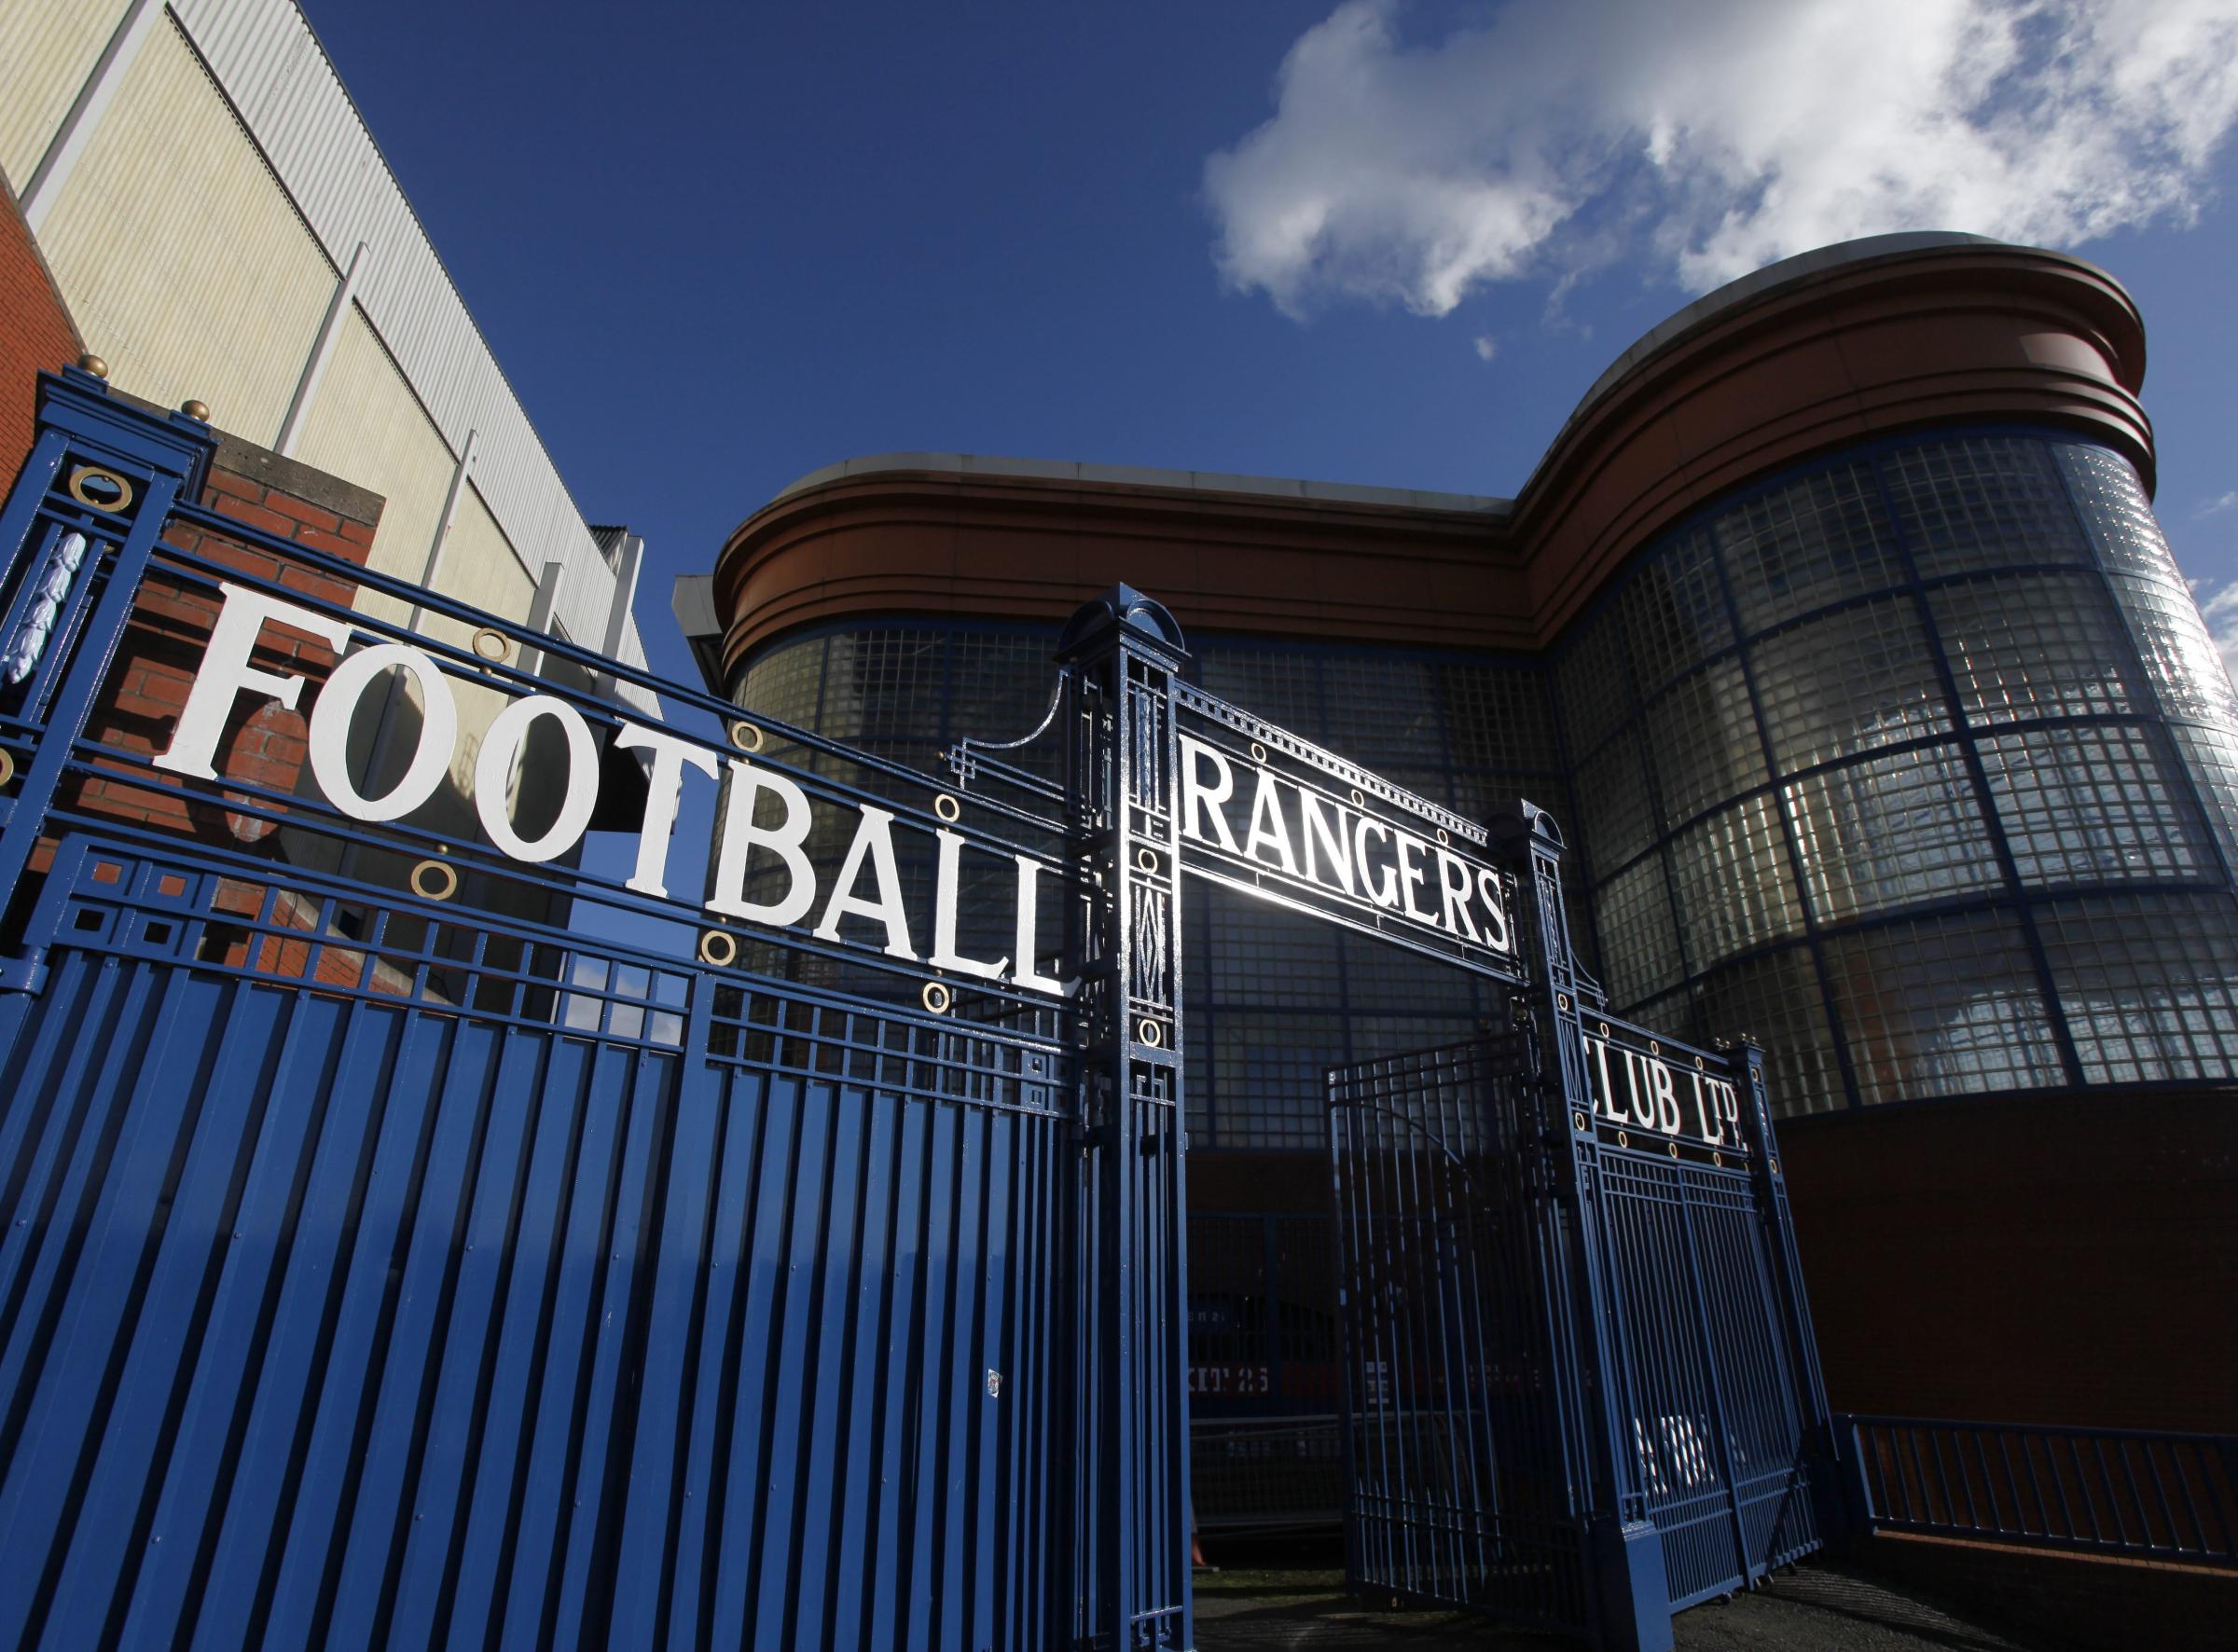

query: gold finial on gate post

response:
[76,353,108,379]
[179,400,210,422]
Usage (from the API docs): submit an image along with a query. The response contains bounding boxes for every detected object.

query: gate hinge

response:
[0,951,46,994]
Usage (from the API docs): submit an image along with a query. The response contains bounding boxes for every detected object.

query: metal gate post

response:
[1058,586,1195,1650]
[1494,802,1675,1652]
[0,367,214,984]
[1735,1039,1850,1549]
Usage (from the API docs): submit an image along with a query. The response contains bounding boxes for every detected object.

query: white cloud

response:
[2196,489,2238,517]
[1205,0,2238,318]
[2197,579,2238,685]
[1473,334,1498,362]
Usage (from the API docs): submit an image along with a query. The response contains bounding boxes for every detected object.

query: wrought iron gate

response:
[1329,810,1837,1652]
[0,369,1193,1649]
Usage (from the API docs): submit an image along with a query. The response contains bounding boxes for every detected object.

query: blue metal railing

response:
[1840,1414,2238,1568]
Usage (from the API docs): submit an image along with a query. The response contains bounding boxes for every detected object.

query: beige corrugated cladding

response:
[0,0,656,714]
[35,21,335,439]
[0,6,113,190]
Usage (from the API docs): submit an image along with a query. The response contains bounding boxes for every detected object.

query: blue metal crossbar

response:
[1839,1414,2238,1568]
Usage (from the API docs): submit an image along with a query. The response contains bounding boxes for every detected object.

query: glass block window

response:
[1715,461,1902,632]
[2057,442,2183,580]
[2169,723,2238,873]
[950,630,1064,772]
[1883,435,2089,578]
[1784,744,2001,922]
[818,628,948,745]
[1822,912,2064,1105]
[1210,1012,1348,1150]
[1978,723,2215,886]
[737,634,825,726]
[1203,899,1345,1003]
[1198,648,1327,739]
[1593,852,1685,1003]
[1323,654,1443,766]
[1749,597,1950,773]
[1642,659,1765,827]
[1668,793,1803,962]
[2105,575,2238,726]
[2038,894,2238,1083]
[1929,575,2135,724]
[1555,607,1634,756]
[1693,946,1844,1117]
[1442,661,1560,772]
[1573,732,1656,880]
[1621,529,1733,696]
[1337,932,1481,1014]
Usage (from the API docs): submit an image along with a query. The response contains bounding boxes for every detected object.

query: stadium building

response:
[682,233,2238,1522]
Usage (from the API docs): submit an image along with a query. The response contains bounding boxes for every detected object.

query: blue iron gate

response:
[0,365,1838,1650]
[1328,808,1837,1652]
[0,368,1195,1648]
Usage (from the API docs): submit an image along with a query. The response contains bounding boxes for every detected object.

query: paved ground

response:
[1193,1563,2035,1650]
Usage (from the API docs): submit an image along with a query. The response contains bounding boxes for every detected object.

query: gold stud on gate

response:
[1695,1054,1706,1070]
[1349,788,1364,806]
[1572,1110,1588,1132]
[1139,1018,1162,1048]
[1668,1141,1681,1161]
[1617,1130,1630,1149]
[1713,1151,1725,1168]
[933,792,961,823]
[1649,1039,1660,1056]
[922,981,952,1015]
[1599,1020,1610,1038]
[1250,740,1267,764]
[65,465,133,514]
[471,626,512,663]
[1436,828,1450,846]
[728,719,765,752]
[409,859,459,902]
[698,929,738,968]
[0,750,13,788]
[1137,847,1159,874]
[1556,992,1570,1012]
[1770,1156,1780,1176]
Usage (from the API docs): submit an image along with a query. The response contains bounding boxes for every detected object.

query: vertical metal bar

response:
[0,382,214,949]
[275,241,370,458]
[596,533,644,699]
[1492,802,1672,1652]
[20,0,161,233]
[1057,587,1191,1650]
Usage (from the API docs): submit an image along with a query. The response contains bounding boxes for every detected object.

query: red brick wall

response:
[0,177,83,480]
[69,448,379,848]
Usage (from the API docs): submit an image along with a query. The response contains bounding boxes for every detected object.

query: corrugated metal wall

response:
[169,0,650,686]
[2,0,652,699]
[0,844,1068,1649]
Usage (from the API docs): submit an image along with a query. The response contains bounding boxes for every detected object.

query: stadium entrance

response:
[0,369,1831,1651]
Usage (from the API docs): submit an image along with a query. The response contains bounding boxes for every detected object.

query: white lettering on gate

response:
[1174,731,1513,957]
[148,586,1078,994]
[475,695,598,862]
[306,643,456,822]
[1581,1030,1743,1147]
[707,757,818,928]
[615,723,718,898]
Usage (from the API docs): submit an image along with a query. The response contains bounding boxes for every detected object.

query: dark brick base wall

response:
[1854,1532,2238,1652]
[1781,1090,2238,1433]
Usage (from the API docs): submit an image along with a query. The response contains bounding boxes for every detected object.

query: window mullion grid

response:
[1868,448,2086,1089]
[1704,507,1869,1112]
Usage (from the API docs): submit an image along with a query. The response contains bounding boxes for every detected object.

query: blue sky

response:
[304,0,2238,686]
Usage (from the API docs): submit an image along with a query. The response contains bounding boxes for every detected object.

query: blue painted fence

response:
[0,368,1188,1648]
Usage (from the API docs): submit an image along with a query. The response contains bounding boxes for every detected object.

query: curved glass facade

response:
[730,429,2238,1135]
[1568,431,2238,1114]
